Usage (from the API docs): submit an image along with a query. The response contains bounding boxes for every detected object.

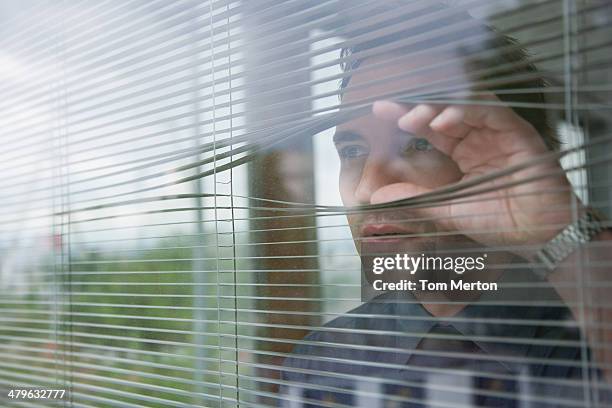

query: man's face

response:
[336,53,480,280]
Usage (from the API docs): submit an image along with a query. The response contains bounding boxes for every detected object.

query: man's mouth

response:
[359,222,437,260]
[364,233,404,243]
[361,224,417,243]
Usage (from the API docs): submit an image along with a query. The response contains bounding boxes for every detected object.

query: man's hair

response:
[339,3,559,150]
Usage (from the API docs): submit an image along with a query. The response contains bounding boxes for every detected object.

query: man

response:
[279,4,611,407]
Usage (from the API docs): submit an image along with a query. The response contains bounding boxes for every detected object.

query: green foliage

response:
[0,235,237,407]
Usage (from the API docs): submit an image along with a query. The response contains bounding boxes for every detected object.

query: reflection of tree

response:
[244,3,322,403]
[249,148,321,399]
[0,235,235,408]
[67,239,210,349]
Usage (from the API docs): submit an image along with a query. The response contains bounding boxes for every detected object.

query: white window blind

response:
[0,1,611,407]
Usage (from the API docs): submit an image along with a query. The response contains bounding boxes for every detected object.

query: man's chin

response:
[418,269,456,286]
[359,237,437,258]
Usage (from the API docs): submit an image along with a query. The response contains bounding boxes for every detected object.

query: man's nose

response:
[353,156,404,205]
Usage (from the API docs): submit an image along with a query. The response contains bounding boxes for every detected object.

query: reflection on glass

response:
[0,1,611,407]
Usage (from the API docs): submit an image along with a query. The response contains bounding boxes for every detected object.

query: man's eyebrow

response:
[332,130,363,144]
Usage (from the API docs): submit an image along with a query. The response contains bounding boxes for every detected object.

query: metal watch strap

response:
[535,210,605,276]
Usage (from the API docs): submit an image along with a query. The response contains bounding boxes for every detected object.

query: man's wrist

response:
[533,208,607,278]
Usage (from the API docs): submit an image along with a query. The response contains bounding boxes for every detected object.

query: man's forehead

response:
[341,52,469,106]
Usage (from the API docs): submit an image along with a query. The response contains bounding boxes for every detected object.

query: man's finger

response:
[430,106,472,140]
[372,100,411,121]
[429,97,547,160]
[456,94,532,133]
[397,104,443,137]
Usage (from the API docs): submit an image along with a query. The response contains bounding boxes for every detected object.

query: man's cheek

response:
[345,216,362,249]
[339,164,366,193]
[346,215,360,234]
[339,180,360,207]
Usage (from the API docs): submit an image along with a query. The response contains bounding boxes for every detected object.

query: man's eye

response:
[338,144,369,159]
[404,137,433,153]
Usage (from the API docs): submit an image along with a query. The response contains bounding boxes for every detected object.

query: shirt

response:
[278,268,611,407]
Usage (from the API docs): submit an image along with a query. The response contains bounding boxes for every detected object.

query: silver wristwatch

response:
[535,209,606,276]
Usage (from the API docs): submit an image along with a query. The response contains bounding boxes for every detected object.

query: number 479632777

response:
[7,389,66,399]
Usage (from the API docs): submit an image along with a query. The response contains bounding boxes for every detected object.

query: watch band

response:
[535,209,606,276]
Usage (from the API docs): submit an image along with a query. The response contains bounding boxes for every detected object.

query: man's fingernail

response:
[430,115,443,129]
[397,116,411,131]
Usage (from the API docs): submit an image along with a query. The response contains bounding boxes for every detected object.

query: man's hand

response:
[370,96,612,383]
[371,96,577,253]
